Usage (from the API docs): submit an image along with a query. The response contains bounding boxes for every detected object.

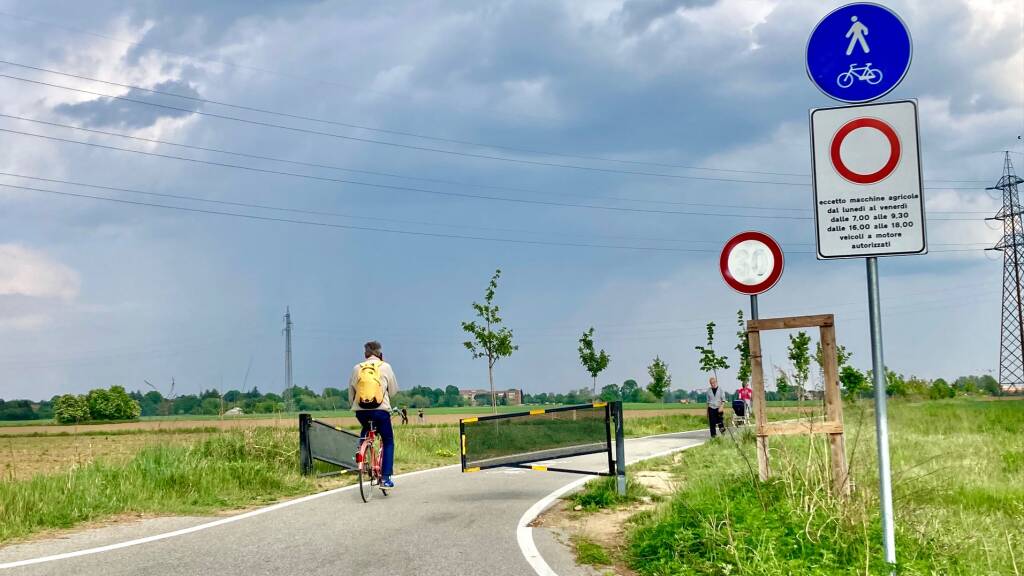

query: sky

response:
[0,0,1020,401]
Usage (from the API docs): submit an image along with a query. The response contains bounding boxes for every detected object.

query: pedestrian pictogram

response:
[810,100,926,259]
[807,3,912,103]
[845,15,870,55]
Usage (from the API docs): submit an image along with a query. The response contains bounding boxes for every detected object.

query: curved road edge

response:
[516,430,709,576]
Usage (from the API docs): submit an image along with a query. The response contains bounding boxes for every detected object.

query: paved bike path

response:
[0,430,708,576]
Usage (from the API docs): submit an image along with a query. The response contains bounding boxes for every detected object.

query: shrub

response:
[85,386,141,421]
[53,394,90,424]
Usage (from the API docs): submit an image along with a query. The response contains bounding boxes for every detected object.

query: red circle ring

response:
[719,231,784,296]
[829,117,901,185]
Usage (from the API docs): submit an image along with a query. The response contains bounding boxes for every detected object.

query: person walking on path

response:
[400,406,409,425]
[737,382,753,421]
[706,376,727,437]
[349,341,399,488]
[417,408,425,424]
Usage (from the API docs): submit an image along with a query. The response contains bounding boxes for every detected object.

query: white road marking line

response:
[516,431,708,576]
[0,465,458,570]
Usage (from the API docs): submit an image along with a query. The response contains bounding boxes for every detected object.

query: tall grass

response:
[0,428,308,542]
[0,425,462,543]
[623,399,1024,576]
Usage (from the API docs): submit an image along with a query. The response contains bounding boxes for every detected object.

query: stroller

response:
[731,398,749,428]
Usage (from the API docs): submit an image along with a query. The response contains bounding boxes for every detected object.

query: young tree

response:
[813,341,851,388]
[775,368,793,400]
[462,269,518,413]
[787,331,812,399]
[695,322,729,379]
[647,357,672,400]
[578,327,611,395]
[839,365,869,400]
[734,310,751,385]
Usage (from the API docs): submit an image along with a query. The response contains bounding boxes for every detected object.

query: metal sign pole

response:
[750,294,759,321]
[866,257,896,566]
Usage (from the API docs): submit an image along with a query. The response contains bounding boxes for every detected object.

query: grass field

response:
[569,398,1024,576]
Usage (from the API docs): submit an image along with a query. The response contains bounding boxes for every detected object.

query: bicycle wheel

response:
[359,443,375,503]
[866,69,883,85]
[836,72,853,88]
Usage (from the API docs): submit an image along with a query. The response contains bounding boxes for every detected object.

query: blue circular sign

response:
[806,3,912,103]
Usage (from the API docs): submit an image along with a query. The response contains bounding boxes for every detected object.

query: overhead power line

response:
[0,121,994,219]
[0,171,992,249]
[0,113,809,213]
[0,126,818,220]
[0,180,987,255]
[0,72,818,187]
[0,58,990,185]
[0,180,813,253]
[0,171,784,246]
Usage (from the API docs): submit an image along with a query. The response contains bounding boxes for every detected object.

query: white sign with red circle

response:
[720,231,784,295]
[810,99,926,259]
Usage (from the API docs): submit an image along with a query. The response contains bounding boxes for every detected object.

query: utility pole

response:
[988,152,1024,393]
[284,307,294,410]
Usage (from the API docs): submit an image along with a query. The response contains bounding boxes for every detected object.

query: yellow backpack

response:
[355,360,385,409]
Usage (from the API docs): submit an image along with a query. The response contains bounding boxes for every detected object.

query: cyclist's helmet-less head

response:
[364,341,383,360]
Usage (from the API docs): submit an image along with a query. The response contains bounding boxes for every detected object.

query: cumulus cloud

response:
[0,244,80,300]
[53,78,202,129]
[618,0,718,33]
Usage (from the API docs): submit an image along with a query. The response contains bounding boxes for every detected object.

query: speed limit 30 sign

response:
[810,99,926,259]
[720,231,784,295]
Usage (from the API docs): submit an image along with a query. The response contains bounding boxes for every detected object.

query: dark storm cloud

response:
[54,78,202,129]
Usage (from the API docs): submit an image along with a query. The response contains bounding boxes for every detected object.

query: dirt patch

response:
[534,500,647,576]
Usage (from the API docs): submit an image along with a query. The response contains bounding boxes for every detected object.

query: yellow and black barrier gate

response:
[459,401,626,493]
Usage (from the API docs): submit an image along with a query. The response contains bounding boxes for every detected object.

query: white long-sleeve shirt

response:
[348,357,399,412]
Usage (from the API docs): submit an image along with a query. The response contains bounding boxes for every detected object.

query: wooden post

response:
[747,326,770,480]
[820,322,849,497]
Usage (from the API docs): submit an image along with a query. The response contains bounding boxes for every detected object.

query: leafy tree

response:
[787,331,812,398]
[695,322,729,379]
[578,327,611,395]
[0,399,38,421]
[462,269,518,412]
[86,386,141,421]
[775,368,793,400]
[929,377,955,400]
[620,379,640,402]
[734,310,751,385]
[54,394,90,424]
[839,365,869,400]
[978,374,1001,396]
[600,384,622,402]
[813,341,851,389]
[647,357,672,400]
[881,368,907,397]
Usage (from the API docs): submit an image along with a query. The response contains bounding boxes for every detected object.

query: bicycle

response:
[836,63,883,88]
[356,421,389,502]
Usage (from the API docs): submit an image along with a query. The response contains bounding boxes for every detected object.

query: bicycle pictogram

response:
[836,63,883,88]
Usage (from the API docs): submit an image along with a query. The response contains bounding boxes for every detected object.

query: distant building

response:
[459,388,521,405]
[224,407,245,416]
[1002,384,1022,395]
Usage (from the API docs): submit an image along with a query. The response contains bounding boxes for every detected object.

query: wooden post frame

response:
[747,314,849,497]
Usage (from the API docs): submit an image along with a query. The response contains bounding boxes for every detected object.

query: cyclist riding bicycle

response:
[348,341,399,488]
